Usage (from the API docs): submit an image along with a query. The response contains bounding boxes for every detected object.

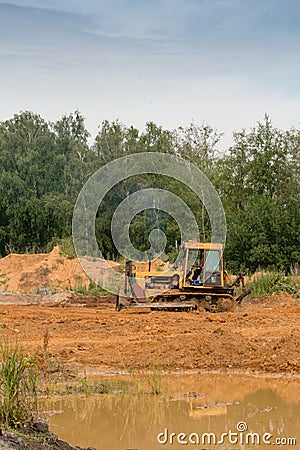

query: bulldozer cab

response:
[182,242,224,288]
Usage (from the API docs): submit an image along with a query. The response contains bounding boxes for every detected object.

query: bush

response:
[73,281,110,296]
[0,340,38,426]
[250,272,297,297]
[47,236,76,258]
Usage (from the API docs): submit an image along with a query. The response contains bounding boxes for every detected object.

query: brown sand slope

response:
[0,246,89,292]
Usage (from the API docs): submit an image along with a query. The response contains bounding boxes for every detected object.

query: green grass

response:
[143,364,164,395]
[0,340,38,426]
[250,272,297,297]
[125,363,168,396]
[73,280,110,296]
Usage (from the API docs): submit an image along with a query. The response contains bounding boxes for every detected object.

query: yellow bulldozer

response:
[116,240,250,312]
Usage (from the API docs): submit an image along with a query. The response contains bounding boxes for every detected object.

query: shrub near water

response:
[0,340,38,426]
[250,272,297,297]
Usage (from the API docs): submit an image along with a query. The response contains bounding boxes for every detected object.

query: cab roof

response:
[183,241,224,251]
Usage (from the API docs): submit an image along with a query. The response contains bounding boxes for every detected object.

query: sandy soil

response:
[0,292,299,375]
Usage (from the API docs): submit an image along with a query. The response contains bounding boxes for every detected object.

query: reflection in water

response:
[44,374,300,450]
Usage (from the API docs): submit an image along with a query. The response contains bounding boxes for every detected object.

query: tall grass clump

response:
[0,340,38,426]
[127,364,167,396]
[73,281,110,296]
[250,272,297,297]
[144,364,164,395]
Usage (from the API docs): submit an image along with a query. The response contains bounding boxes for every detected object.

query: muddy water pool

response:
[44,373,300,450]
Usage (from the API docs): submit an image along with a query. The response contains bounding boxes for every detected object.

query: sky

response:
[1,0,300,148]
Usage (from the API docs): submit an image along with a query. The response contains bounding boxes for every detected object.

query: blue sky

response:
[1,0,300,147]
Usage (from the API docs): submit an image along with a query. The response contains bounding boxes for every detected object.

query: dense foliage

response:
[0,111,299,273]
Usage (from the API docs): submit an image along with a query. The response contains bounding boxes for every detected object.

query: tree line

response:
[0,111,299,273]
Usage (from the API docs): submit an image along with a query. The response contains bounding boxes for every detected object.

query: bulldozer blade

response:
[235,288,251,304]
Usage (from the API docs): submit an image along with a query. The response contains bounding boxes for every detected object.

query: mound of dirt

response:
[0,247,167,294]
[0,247,119,293]
[134,258,168,273]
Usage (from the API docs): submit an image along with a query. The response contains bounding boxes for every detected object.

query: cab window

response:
[205,250,220,272]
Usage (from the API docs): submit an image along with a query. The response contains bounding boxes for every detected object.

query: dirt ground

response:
[0,291,299,375]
